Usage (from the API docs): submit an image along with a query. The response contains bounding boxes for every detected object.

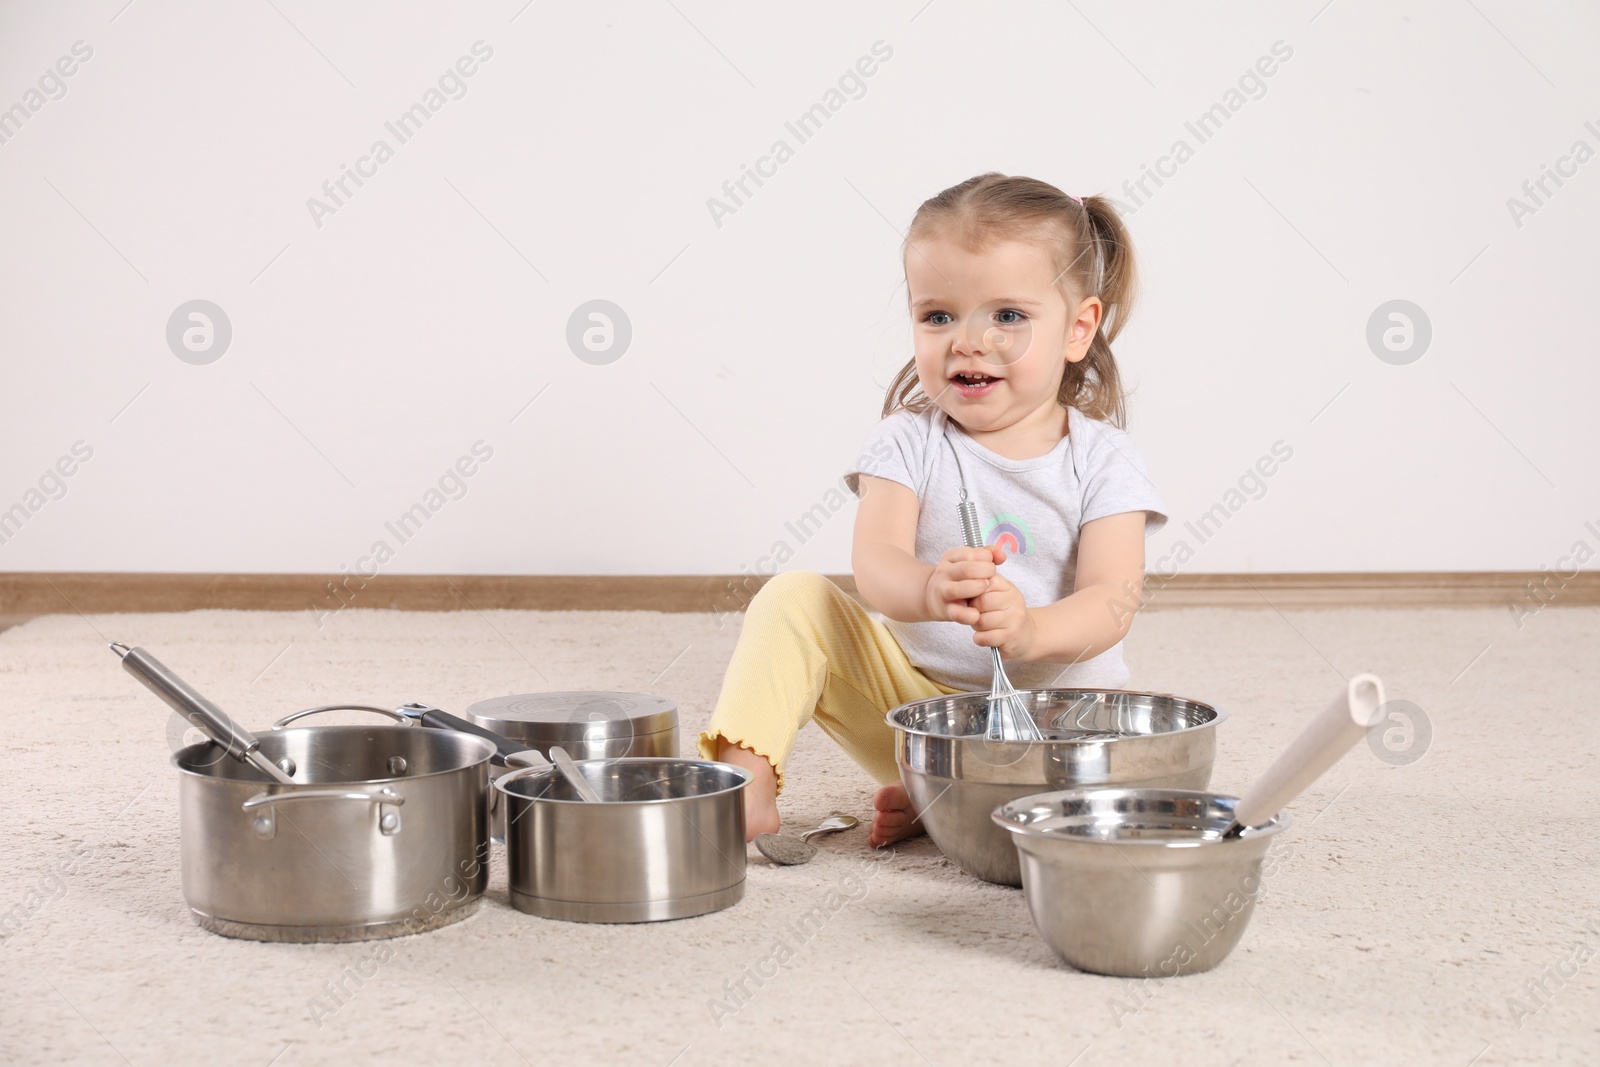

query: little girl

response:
[696,172,1168,847]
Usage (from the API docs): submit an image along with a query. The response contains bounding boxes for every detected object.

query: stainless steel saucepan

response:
[114,644,497,943]
[496,755,750,923]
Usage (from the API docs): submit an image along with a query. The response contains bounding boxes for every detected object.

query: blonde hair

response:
[882,172,1138,428]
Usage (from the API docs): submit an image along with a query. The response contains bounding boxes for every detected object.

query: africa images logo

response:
[984,512,1031,556]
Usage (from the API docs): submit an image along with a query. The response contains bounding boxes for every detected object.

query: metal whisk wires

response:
[956,491,1044,742]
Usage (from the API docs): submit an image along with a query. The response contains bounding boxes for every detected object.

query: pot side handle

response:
[241,786,405,839]
[242,787,405,811]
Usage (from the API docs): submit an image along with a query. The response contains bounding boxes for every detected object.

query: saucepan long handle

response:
[401,702,547,769]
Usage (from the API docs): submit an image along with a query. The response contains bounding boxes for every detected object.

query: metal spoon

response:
[755,813,860,866]
[549,745,603,803]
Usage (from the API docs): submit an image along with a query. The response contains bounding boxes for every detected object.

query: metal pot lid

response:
[464,692,677,744]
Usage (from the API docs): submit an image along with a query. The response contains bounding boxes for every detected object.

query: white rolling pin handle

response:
[1232,673,1385,829]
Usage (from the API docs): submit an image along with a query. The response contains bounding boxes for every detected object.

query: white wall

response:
[2,1,1596,576]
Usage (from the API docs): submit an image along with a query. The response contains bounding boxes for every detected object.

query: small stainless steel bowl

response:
[993,788,1290,977]
[887,689,1224,886]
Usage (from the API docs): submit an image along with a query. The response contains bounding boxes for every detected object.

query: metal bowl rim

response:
[990,786,1292,846]
[884,688,1227,742]
[169,725,498,784]
[494,756,752,805]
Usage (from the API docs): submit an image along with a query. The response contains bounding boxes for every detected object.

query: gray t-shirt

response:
[843,404,1168,692]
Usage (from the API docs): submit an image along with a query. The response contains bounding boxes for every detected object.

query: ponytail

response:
[1064,194,1135,428]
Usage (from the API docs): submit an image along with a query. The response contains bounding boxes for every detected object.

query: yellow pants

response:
[695,570,965,794]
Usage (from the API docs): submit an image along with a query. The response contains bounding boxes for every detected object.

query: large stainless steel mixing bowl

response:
[993,788,1290,976]
[887,689,1224,886]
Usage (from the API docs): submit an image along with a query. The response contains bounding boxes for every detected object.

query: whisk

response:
[957,491,1045,742]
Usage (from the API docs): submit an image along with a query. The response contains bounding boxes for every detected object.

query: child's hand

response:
[923,546,997,625]
[970,545,1037,660]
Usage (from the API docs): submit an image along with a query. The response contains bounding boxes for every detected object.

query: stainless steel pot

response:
[888,689,1224,886]
[466,692,680,843]
[174,718,496,943]
[496,757,749,923]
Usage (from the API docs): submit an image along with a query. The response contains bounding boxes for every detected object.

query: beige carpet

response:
[2,602,1596,1066]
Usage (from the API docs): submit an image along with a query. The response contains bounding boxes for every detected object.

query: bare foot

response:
[716,739,780,841]
[867,782,925,848]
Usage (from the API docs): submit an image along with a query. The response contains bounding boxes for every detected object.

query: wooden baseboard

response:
[1,571,1595,630]
[1137,571,1600,609]
[0,573,768,618]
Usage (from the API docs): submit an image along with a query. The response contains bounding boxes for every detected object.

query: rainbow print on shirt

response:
[984,512,1031,556]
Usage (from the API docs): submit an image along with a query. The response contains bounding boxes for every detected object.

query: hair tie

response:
[1069,194,1085,206]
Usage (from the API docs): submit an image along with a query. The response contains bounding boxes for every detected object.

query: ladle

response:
[110,642,295,785]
